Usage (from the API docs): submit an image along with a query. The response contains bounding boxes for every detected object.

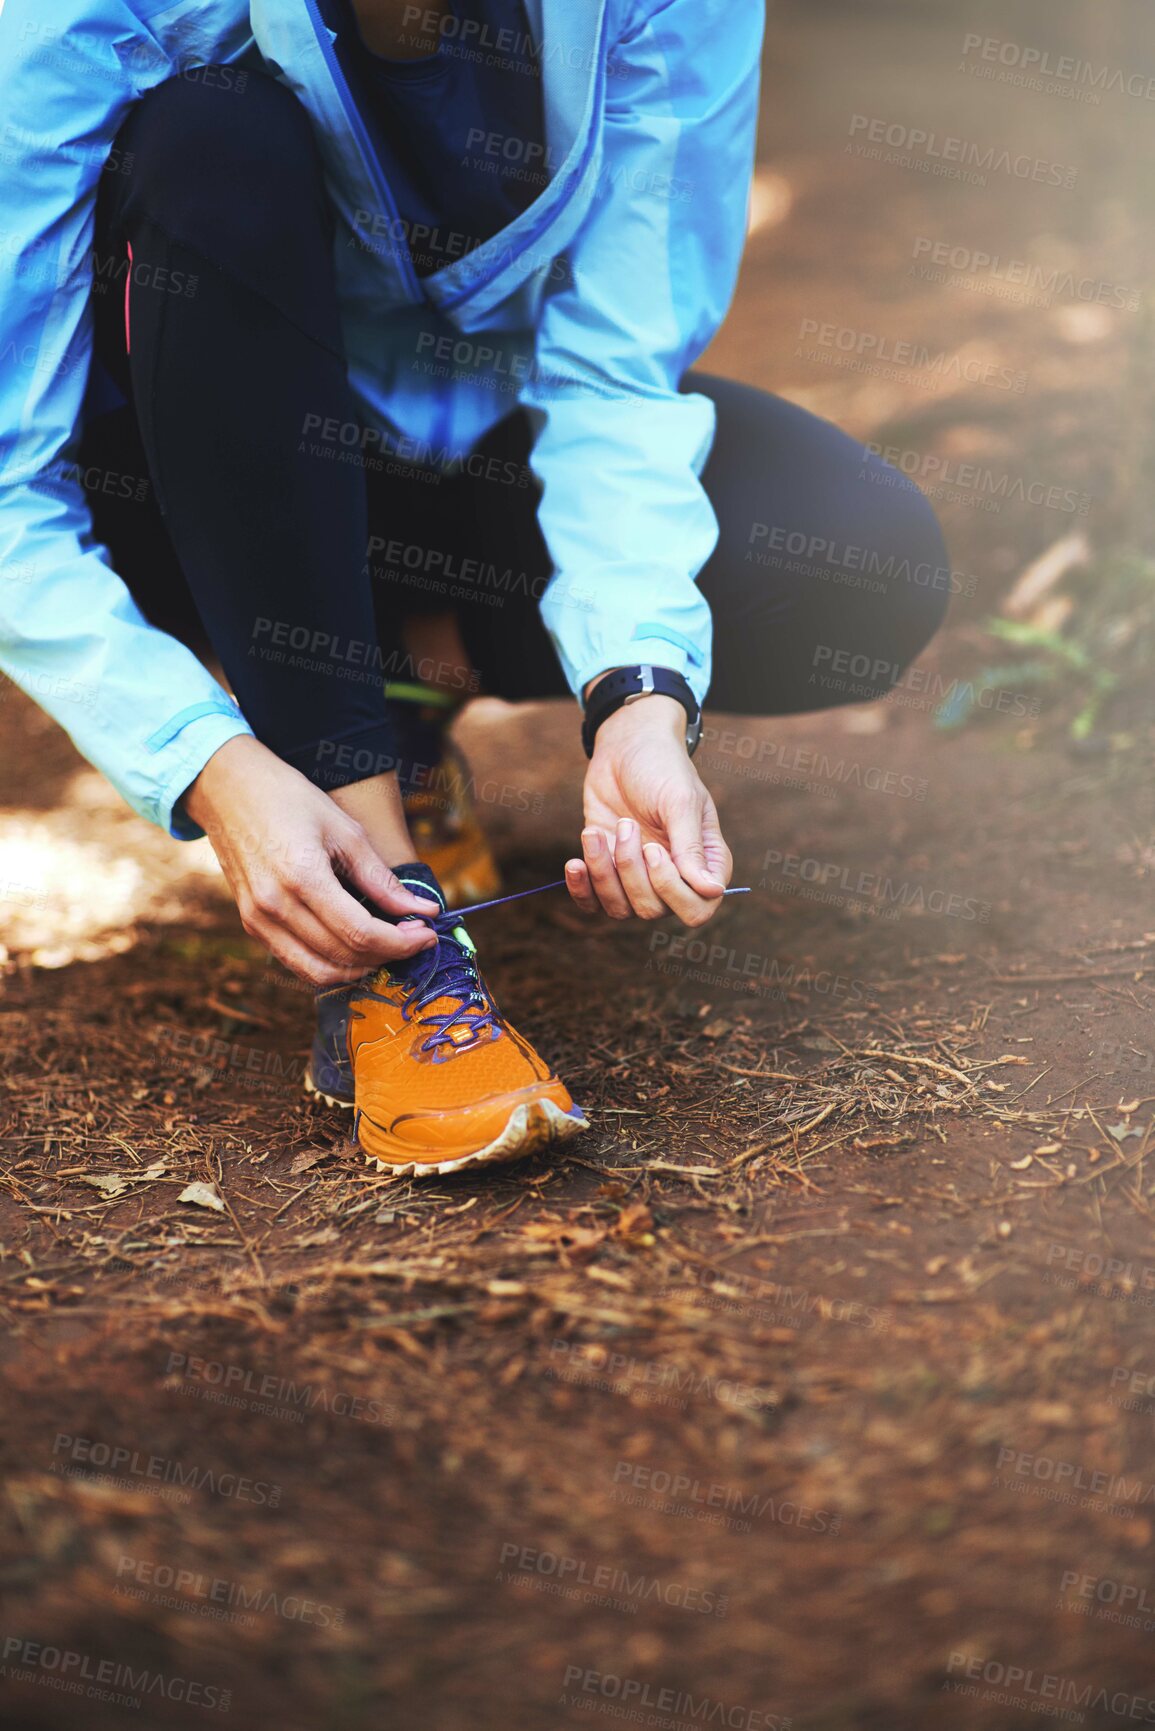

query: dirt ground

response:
[4,2,1155,1726]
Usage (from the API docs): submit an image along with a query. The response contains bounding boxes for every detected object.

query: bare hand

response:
[182,737,438,985]
[565,695,732,925]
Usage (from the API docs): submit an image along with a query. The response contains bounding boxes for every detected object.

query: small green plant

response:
[935,553,1155,741]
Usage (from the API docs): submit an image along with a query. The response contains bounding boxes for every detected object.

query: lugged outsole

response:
[303,1067,355,1113]
[357,1096,589,1179]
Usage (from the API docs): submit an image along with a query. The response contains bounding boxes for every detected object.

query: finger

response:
[331,827,441,918]
[612,819,667,919]
[254,920,360,988]
[581,826,632,919]
[642,842,723,927]
[282,892,428,979]
[701,796,734,889]
[666,798,728,899]
[293,871,437,967]
[564,858,600,915]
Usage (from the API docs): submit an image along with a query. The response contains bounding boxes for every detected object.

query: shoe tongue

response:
[385,862,478,994]
[392,860,446,914]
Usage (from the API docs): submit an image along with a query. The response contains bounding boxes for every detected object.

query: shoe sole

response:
[304,1067,355,1112]
[356,1095,589,1179]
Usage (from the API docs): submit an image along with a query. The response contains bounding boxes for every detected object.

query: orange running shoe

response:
[346,866,587,1177]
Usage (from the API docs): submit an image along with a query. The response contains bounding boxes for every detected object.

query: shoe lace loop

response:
[400,910,499,1055]
[364,907,501,1057]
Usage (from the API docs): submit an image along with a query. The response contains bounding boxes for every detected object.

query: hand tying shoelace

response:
[369,879,752,1060]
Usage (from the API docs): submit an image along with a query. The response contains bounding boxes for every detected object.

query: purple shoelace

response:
[439,879,752,920]
[373,878,751,1059]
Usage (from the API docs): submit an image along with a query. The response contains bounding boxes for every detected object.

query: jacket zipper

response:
[302,0,422,302]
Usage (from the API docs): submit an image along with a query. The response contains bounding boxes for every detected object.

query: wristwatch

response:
[581,665,702,759]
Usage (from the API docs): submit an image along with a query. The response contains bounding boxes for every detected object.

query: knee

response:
[122,68,327,256]
[860,453,952,666]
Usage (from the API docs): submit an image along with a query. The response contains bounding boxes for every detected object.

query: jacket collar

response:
[427,0,611,321]
[251,0,611,319]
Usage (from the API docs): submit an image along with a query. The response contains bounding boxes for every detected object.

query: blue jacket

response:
[0,0,762,835]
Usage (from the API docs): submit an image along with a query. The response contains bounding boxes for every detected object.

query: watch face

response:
[686,715,703,756]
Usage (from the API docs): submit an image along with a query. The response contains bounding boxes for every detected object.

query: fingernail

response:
[582,829,603,856]
[617,819,636,843]
[643,843,663,869]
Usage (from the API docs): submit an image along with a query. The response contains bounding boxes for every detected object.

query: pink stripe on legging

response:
[124,241,133,353]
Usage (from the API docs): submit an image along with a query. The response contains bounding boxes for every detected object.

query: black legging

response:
[81,68,952,791]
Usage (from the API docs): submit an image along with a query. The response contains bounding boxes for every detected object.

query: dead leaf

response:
[702,1019,733,1040]
[77,1174,131,1197]
[290,1151,326,1176]
[611,1203,656,1249]
[177,1181,225,1214]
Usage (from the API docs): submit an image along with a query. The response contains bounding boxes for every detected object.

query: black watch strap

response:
[581,665,702,759]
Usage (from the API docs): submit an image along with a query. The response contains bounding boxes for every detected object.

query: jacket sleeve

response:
[521,0,763,707]
[0,0,253,839]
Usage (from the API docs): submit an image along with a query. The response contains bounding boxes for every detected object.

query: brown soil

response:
[3,3,1155,1727]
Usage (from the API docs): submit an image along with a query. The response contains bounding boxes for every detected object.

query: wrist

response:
[582,665,701,759]
[592,693,688,752]
[181,734,262,830]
